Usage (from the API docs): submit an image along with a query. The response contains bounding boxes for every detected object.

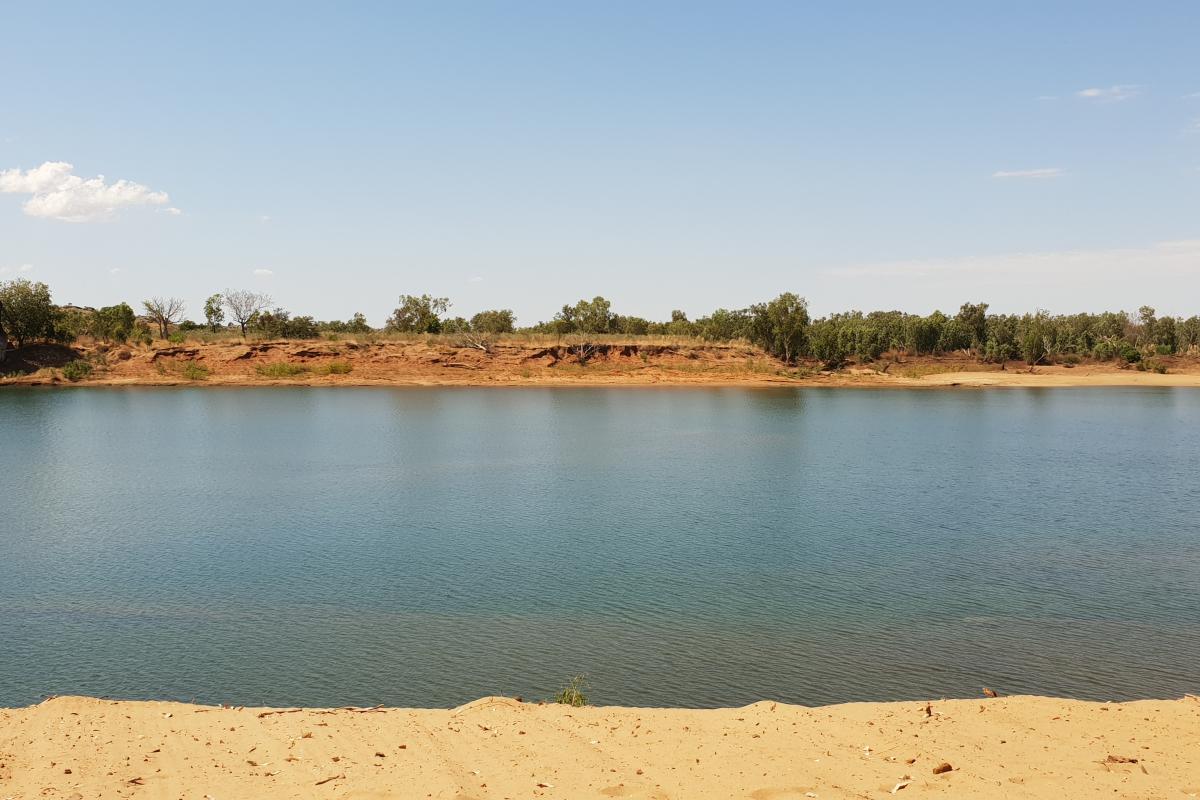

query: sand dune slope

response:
[1,695,1198,799]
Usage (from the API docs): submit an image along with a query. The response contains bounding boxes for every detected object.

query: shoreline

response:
[5,371,1200,389]
[5,339,1200,390]
[3,694,1197,798]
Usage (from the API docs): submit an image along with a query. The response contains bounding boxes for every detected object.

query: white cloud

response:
[109,267,122,275]
[992,168,1064,179]
[0,263,34,275]
[1076,85,1139,102]
[163,207,182,216]
[253,268,274,276]
[468,275,484,283]
[0,161,172,222]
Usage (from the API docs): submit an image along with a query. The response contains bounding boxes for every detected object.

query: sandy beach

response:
[2,694,1197,799]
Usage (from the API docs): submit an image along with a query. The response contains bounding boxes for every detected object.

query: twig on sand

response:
[316,704,386,715]
[258,708,304,718]
[315,773,344,786]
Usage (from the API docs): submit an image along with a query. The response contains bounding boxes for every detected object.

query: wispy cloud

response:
[0,263,34,275]
[1036,95,1058,101]
[253,268,274,276]
[992,168,1064,179]
[0,161,172,222]
[109,267,122,275]
[1076,85,1139,102]
[468,275,484,283]
[827,239,1200,282]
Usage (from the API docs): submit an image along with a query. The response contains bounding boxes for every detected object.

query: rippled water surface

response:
[2,387,1198,707]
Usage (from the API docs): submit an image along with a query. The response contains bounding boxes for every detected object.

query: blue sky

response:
[2,1,1198,324]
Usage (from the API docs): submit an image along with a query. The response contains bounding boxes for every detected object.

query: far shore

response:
[2,694,1197,798]
[4,338,1200,390]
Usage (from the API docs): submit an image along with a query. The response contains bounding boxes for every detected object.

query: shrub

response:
[180,362,210,380]
[324,361,352,375]
[61,360,93,382]
[255,362,309,378]
[553,675,588,707]
[168,331,187,344]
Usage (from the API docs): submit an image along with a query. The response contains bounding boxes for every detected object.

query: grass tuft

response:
[255,362,310,378]
[554,675,589,707]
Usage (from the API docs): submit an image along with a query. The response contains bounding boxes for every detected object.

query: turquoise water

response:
[1,387,1197,708]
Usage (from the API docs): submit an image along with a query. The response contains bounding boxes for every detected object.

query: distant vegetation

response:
[3,278,1200,370]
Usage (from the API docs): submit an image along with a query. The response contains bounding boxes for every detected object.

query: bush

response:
[180,362,210,380]
[255,362,309,378]
[323,361,352,375]
[168,331,187,344]
[61,360,93,382]
[553,675,588,707]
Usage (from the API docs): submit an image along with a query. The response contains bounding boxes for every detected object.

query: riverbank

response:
[3,339,1200,388]
[2,695,1196,798]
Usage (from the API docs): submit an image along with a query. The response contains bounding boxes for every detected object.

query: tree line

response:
[2,277,1198,366]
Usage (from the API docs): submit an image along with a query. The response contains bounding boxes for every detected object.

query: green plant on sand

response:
[554,675,589,707]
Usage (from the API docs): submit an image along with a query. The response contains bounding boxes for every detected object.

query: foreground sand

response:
[2,695,1197,799]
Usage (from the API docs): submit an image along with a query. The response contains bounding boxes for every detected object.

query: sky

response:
[2,1,1199,325]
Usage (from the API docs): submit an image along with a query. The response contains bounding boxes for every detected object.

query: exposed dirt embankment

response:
[1,694,1198,798]
[4,339,1200,387]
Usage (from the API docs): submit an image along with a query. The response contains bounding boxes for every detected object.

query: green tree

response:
[0,279,56,348]
[695,308,751,341]
[387,294,450,333]
[554,296,614,334]
[346,312,372,334]
[955,302,989,349]
[92,303,137,343]
[204,294,225,332]
[470,309,516,334]
[748,293,809,362]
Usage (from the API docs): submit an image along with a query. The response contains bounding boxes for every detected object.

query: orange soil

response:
[3,339,1200,388]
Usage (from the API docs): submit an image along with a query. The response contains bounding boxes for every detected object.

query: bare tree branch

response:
[222,289,272,337]
[142,296,187,339]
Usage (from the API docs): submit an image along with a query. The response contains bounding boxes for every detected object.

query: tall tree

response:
[142,297,187,338]
[203,294,226,332]
[386,294,450,333]
[222,289,272,337]
[748,292,809,363]
[0,279,56,348]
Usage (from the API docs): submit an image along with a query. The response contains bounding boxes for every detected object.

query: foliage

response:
[203,294,226,332]
[61,359,93,381]
[0,279,57,348]
[318,361,353,375]
[470,309,516,334]
[747,293,809,362]
[255,362,310,378]
[553,675,588,707]
[253,308,318,339]
[387,294,450,333]
[88,303,137,344]
[551,296,614,334]
[180,361,210,380]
